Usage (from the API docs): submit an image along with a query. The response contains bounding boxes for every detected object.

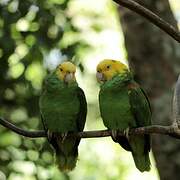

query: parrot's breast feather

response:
[40,74,81,133]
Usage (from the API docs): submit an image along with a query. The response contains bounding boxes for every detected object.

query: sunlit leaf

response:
[9,63,25,79]
[16,18,30,32]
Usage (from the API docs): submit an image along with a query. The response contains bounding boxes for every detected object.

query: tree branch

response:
[0,118,46,138]
[113,0,180,43]
[1,117,180,139]
[173,75,180,127]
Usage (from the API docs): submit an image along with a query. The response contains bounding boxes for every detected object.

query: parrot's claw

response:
[111,130,118,141]
[47,130,53,142]
[123,128,130,140]
[61,132,68,143]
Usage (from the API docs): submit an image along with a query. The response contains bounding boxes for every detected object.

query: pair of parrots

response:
[39,59,151,172]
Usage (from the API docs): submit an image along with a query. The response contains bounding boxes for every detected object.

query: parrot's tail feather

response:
[132,152,151,172]
[55,151,78,172]
[51,134,80,172]
[115,136,132,151]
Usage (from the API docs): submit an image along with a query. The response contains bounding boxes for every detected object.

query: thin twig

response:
[1,117,180,139]
[113,0,180,42]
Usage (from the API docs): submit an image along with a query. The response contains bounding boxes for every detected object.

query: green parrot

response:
[96,59,151,172]
[39,62,87,171]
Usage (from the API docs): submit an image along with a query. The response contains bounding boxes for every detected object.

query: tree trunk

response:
[118,0,180,179]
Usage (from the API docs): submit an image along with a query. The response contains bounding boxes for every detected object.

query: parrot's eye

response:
[106,65,110,69]
[60,68,63,72]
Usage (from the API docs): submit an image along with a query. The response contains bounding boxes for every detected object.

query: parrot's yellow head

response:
[96,59,128,83]
[56,62,76,83]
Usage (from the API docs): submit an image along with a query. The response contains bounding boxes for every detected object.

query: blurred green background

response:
[0,0,179,179]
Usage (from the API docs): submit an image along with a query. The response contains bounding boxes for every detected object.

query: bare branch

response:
[173,75,180,127]
[1,117,180,139]
[113,0,180,42]
[0,117,46,138]
[73,125,180,139]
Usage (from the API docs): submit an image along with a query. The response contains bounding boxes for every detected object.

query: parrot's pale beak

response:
[96,72,105,82]
[64,73,75,83]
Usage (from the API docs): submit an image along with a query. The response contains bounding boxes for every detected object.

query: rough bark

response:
[118,0,180,179]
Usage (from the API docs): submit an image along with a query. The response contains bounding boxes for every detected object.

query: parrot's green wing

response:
[40,75,51,133]
[72,87,87,155]
[76,87,87,132]
[128,81,152,151]
[40,77,48,132]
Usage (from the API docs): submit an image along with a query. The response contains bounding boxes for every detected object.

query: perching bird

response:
[39,62,87,171]
[96,59,151,172]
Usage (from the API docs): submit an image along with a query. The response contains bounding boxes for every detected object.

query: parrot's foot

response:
[123,128,130,140]
[47,130,53,142]
[111,130,118,141]
[61,132,68,143]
